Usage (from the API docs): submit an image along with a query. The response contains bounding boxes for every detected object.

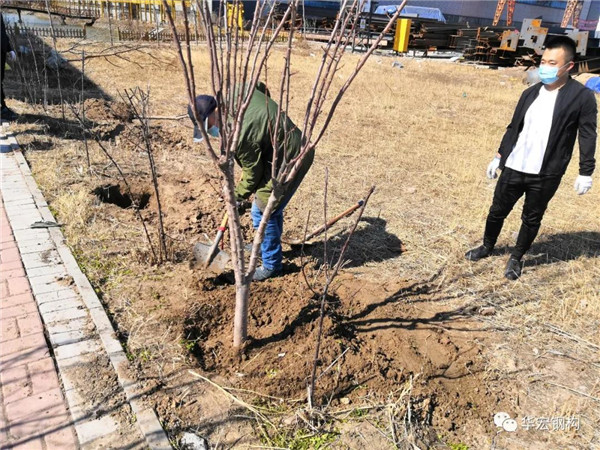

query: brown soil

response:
[83,98,134,123]
[186,275,506,437]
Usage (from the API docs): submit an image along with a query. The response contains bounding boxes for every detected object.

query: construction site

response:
[3,0,600,68]
[1,1,599,449]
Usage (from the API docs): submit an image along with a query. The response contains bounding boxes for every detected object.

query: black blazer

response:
[498,77,597,177]
[1,15,13,54]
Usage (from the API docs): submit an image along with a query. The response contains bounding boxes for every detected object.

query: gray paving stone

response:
[3,181,26,188]
[1,177,24,184]
[35,287,79,305]
[48,329,90,347]
[2,182,28,189]
[76,416,119,446]
[39,296,85,314]
[137,409,172,450]
[29,272,62,286]
[56,351,98,369]
[3,197,37,208]
[3,203,38,216]
[17,234,53,247]
[26,263,68,278]
[13,228,50,242]
[46,317,91,335]
[18,239,55,255]
[7,213,45,231]
[21,250,62,269]
[43,306,88,324]
[88,306,118,338]
[1,192,33,203]
[54,339,101,361]
[2,197,35,207]
[29,274,74,295]
[61,380,86,411]
[2,178,28,187]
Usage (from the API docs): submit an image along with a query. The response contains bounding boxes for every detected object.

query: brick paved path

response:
[0,123,170,449]
[0,196,78,449]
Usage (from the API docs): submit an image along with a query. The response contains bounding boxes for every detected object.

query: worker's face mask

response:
[538,63,567,85]
[193,119,219,142]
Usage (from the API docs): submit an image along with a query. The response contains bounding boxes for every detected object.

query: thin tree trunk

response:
[233,282,250,348]
[44,0,65,119]
[81,50,90,171]
[108,1,114,46]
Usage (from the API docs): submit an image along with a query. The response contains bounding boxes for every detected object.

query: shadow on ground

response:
[4,26,109,111]
[286,216,404,269]
[495,231,600,266]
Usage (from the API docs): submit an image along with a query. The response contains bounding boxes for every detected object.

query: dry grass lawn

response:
[5,36,600,448]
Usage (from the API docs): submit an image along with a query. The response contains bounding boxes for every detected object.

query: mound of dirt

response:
[181,274,512,441]
[84,98,133,122]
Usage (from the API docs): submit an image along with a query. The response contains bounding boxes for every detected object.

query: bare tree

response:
[69,104,159,263]
[122,87,170,262]
[44,0,65,118]
[163,0,405,349]
[307,177,375,407]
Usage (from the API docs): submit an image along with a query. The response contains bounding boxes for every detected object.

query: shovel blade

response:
[193,242,230,274]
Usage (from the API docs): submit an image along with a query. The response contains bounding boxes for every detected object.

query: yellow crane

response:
[561,0,584,28]
[493,0,516,27]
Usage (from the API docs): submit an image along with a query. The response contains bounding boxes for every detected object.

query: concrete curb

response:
[0,125,19,154]
[2,131,172,449]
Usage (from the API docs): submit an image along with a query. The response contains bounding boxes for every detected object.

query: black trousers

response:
[1,50,6,108]
[483,167,562,260]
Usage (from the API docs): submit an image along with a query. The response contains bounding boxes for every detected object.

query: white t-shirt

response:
[505,86,559,174]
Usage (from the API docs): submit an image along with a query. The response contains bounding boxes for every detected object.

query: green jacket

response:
[234,85,314,211]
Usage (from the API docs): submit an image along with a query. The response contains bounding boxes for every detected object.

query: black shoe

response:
[465,245,493,261]
[504,256,522,280]
[1,106,18,122]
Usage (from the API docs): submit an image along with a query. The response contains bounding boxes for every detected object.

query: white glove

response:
[486,157,500,179]
[8,51,16,61]
[574,175,592,195]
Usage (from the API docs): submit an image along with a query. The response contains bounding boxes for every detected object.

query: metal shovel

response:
[193,212,231,273]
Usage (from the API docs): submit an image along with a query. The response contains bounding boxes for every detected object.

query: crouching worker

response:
[190,83,314,281]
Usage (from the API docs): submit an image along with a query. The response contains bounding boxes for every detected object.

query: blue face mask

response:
[193,119,220,142]
[538,63,567,85]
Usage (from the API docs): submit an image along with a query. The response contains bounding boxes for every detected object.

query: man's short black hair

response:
[544,36,577,62]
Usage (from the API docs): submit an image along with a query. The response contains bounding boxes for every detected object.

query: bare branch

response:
[308,184,375,406]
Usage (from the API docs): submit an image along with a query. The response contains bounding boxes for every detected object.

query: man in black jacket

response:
[466,36,596,280]
[1,14,17,121]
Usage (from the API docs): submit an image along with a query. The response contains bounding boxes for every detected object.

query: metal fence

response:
[12,24,87,39]
[117,28,206,42]
[117,27,290,43]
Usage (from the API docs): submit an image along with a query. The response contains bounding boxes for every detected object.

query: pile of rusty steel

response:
[354,13,600,72]
[454,18,598,69]
[454,24,540,67]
